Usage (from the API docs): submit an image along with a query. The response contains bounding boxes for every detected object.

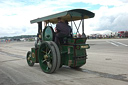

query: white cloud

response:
[70,0,127,6]
[91,4,128,32]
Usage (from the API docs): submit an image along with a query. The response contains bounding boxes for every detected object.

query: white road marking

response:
[106,41,128,47]
[106,41,119,47]
[116,42,128,46]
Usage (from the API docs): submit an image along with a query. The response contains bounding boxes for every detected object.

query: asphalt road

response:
[0,39,128,85]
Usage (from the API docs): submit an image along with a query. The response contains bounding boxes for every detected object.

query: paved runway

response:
[0,39,128,85]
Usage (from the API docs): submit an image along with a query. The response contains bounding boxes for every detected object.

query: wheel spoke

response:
[42,51,46,54]
[42,60,46,63]
[29,54,31,58]
[46,44,48,54]
[30,60,33,63]
[27,56,30,60]
[46,61,52,68]
[48,50,51,54]
[46,67,49,70]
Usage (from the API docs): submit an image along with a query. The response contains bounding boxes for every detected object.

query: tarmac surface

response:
[0,39,128,85]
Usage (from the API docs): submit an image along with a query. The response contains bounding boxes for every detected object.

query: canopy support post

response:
[70,16,73,37]
[82,19,86,38]
[38,22,42,40]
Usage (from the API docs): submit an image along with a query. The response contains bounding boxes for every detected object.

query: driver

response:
[54,17,70,45]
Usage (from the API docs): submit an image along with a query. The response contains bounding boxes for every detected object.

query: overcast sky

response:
[0,0,128,37]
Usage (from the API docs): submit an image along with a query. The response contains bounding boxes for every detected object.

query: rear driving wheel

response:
[39,41,60,73]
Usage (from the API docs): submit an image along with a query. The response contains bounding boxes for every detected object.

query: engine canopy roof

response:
[30,9,95,24]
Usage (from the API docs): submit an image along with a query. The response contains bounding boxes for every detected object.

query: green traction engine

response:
[26,9,95,73]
